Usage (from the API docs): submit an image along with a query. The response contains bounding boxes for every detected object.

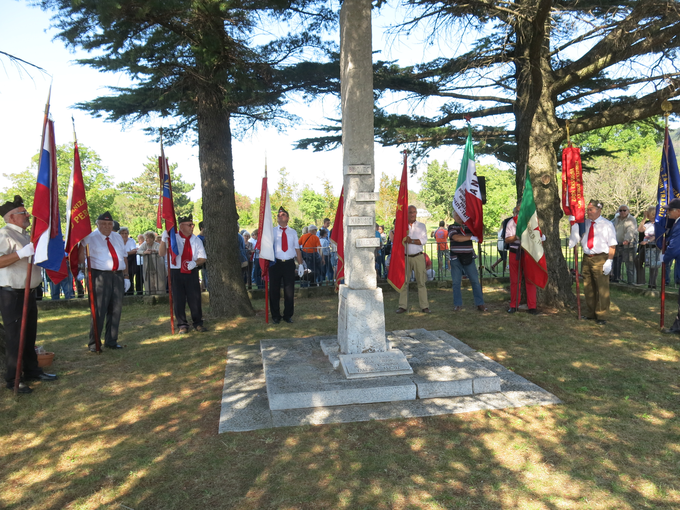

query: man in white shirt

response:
[80,211,130,351]
[397,205,430,313]
[578,200,617,325]
[269,206,304,323]
[0,195,57,393]
[160,214,207,334]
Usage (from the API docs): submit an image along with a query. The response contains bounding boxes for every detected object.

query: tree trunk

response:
[514,2,575,308]
[196,87,255,318]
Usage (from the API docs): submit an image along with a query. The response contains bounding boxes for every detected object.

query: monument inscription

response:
[355,238,381,248]
[339,350,414,379]
[348,216,373,226]
[345,164,372,175]
[356,192,378,202]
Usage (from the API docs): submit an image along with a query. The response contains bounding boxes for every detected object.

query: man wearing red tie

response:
[159,214,207,334]
[578,200,617,325]
[269,206,304,324]
[79,212,130,351]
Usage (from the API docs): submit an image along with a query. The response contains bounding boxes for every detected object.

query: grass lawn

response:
[1,283,679,509]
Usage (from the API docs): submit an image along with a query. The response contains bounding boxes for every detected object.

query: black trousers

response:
[0,287,42,385]
[134,262,144,295]
[171,268,203,328]
[89,269,124,348]
[126,255,138,295]
[269,258,295,320]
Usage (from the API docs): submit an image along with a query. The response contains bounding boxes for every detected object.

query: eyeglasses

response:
[619,209,628,212]
[11,211,29,216]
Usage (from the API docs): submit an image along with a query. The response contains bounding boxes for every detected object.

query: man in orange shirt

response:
[433,220,449,277]
[298,224,322,286]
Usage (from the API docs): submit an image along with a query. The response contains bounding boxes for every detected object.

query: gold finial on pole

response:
[566,119,571,147]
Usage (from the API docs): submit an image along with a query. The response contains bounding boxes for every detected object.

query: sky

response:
[0,0,470,203]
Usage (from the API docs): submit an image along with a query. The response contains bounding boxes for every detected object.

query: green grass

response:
[1,283,679,509]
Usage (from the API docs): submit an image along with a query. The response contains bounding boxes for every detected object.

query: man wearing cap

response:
[270,207,304,323]
[659,198,680,333]
[79,212,130,351]
[0,196,58,393]
[396,205,431,314]
[159,214,207,333]
[573,200,617,325]
[298,224,321,286]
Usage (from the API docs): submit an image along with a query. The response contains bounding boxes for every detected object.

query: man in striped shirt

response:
[448,211,487,312]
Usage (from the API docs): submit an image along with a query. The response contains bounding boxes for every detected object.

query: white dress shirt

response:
[274,225,299,260]
[582,216,617,255]
[406,220,428,255]
[124,237,137,255]
[82,230,127,271]
[168,234,207,270]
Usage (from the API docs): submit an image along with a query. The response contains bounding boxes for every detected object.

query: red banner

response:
[387,153,409,292]
[65,140,92,278]
[562,146,585,224]
[330,187,345,291]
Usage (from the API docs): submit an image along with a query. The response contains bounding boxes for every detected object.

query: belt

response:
[584,253,606,257]
[91,269,124,273]
[276,258,294,263]
[407,252,423,258]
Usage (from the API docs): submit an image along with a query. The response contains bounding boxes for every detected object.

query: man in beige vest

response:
[0,195,58,393]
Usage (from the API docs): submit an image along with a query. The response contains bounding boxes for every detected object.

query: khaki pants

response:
[582,253,610,320]
[399,252,429,310]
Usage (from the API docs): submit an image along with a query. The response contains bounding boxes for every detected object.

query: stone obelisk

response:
[337,0,411,378]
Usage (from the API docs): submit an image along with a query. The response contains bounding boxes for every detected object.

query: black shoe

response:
[89,346,101,353]
[527,308,539,315]
[105,344,124,349]
[581,315,594,320]
[6,382,32,394]
[272,318,281,324]
[596,320,607,326]
[194,325,207,332]
[662,328,680,334]
[283,317,293,323]
[179,327,189,335]
[507,307,517,314]
[25,373,58,382]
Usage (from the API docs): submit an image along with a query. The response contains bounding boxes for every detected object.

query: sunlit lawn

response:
[1,283,679,509]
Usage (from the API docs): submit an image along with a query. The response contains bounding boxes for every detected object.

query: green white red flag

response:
[387,153,409,292]
[516,178,548,289]
[452,126,484,241]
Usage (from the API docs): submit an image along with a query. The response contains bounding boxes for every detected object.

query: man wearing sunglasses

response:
[612,204,638,284]
[160,214,207,334]
[0,195,57,393]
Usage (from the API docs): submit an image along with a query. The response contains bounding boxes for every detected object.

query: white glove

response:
[124,279,131,292]
[16,243,34,259]
[568,223,581,249]
[470,236,479,243]
[541,234,546,242]
[76,271,85,281]
[297,265,304,278]
[186,260,197,271]
[659,253,664,264]
[161,230,169,242]
[603,259,613,276]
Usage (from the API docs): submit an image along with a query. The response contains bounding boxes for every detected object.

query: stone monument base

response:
[219,329,561,432]
[261,329,501,411]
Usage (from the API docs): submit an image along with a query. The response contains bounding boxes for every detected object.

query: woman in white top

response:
[138,231,166,294]
[639,206,661,288]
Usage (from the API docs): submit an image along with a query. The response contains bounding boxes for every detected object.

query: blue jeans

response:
[450,257,484,307]
[252,259,263,289]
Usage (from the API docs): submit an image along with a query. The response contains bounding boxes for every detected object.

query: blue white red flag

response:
[255,173,275,279]
[157,143,179,264]
[32,117,67,284]
[655,130,680,246]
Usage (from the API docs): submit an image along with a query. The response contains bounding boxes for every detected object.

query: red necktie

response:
[281,227,288,252]
[587,222,595,250]
[106,236,119,271]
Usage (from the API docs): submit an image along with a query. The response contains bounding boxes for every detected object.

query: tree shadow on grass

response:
[0,287,678,509]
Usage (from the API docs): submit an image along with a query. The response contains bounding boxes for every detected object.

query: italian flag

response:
[516,178,548,289]
[452,126,484,241]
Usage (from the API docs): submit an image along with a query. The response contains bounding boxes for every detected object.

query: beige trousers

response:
[398,253,429,310]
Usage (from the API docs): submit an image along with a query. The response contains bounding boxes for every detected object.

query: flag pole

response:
[660,101,673,330]
[85,245,101,353]
[515,165,528,313]
[15,84,51,395]
[166,249,175,334]
[264,157,269,324]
